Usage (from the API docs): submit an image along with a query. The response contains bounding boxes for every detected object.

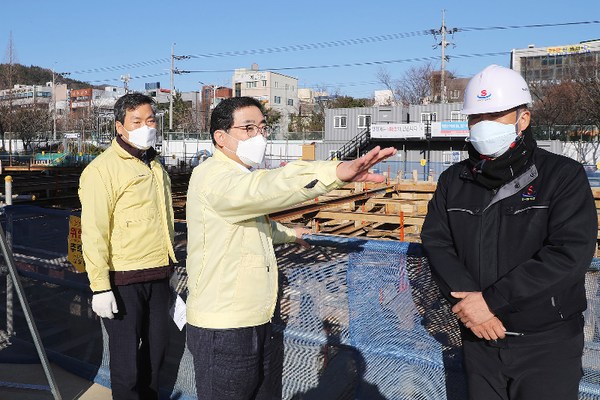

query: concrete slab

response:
[0,362,111,400]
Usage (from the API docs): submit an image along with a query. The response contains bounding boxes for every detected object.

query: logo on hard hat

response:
[477,90,491,100]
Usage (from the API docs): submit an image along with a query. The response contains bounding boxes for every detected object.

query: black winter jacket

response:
[421,146,598,346]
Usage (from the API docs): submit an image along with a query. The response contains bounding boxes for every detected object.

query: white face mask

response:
[224,133,267,167]
[122,125,156,150]
[468,114,521,158]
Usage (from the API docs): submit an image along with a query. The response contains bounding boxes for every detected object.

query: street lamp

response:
[155,112,165,148]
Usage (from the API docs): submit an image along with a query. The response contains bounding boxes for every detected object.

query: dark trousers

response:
[102,279,171,400]
[187,322,273,400]
[462,333,584,400]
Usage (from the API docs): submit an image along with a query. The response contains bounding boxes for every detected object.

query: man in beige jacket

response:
[186,96,396,400]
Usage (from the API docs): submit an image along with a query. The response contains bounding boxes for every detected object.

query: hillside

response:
[0,63,101,90]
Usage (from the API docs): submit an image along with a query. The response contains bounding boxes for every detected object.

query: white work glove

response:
[92,291,119,319]
[169,271,179,290]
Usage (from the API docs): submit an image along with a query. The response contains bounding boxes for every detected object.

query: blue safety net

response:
[1,205,600,399]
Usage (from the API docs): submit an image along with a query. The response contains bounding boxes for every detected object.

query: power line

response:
[182,52,510,74]
[82,51,509,84]
[85,72,169,84]
[71,59,170,75]
[68,20,599,76]
[68,31,430,75]
[186,31,430,59]
[459,20,600,33]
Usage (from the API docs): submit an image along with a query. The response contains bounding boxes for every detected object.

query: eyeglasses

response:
[229,124,271,138]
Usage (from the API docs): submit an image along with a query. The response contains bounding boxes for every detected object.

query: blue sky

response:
[3,0,600,98]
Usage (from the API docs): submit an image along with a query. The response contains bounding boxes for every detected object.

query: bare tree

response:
[1,31,19,157]
[568,55,600,163]
[375,62,438,105]
[530,80,583,141]
[14,106,51,152]
[530,54,600,163]
[375,67,398,105]
[570,55,600,132]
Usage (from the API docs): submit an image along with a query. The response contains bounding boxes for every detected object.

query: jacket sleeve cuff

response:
[90,278,111,292]
[318,161,346,188]
[483,285,518,316]
[270,220,298,244]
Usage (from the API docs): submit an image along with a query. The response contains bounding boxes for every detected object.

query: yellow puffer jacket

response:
[79,139,176,292]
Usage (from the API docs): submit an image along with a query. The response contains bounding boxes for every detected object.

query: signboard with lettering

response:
[431,122,469,138]
[235,73,267,83]
[68,215,85,272]
[547,44,591,56]
[370,123,426,139]
[253,95,269,103]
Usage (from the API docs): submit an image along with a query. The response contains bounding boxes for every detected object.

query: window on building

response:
[235,83,241,97]
[287,99,293,106]
[451,111,466,122]
[334,116,347,128]
[421,112,437,123]
[246,81,257,88]
[285,84,289,90]
[262,80,267,87]
[358,115,371,128]
[274,96,281,104]
[450,90,460,100]
[275,82,279,88]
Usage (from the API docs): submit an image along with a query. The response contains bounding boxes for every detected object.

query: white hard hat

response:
[461,65,532,115]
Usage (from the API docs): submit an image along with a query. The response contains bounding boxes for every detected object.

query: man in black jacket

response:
[421,64,598,400]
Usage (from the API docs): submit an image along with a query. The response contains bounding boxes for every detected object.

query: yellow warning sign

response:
[68,215,85,272]
[420,159,427,166]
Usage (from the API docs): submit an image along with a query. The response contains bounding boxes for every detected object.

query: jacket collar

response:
[115,135,156,164]
[485,164,539,212]
[460,146,536,185]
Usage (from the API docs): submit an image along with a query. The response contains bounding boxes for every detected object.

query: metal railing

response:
[327,128,371,160]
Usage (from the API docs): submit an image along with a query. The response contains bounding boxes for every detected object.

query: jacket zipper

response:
[551,296,564,319]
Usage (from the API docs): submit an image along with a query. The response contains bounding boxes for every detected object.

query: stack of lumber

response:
[271,178,435,242]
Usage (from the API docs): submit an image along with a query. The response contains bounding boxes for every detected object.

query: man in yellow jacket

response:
[186,96,396,400]
[79,93,176,400]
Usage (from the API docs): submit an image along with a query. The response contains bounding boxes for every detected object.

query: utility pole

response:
[169,43,175,131]
[169,43,190,131]
[52,62,57,140]
[431,10,457,103]
[212,84,218,109]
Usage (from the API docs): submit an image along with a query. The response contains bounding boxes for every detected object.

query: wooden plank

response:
[395,182,437,193]
[364,198,429,214]
[319,221,355,234]
[365,230,402,239]
[316,210,424,226]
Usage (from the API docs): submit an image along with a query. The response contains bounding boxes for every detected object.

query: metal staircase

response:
[327,127,372,160]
